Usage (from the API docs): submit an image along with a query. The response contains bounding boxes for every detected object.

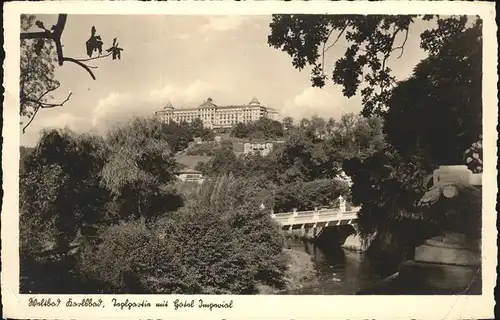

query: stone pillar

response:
[339,196,346,212]
[313,208,319,220]
[338,195,346,216]
[398,165,482,293]
[399,232,481,292]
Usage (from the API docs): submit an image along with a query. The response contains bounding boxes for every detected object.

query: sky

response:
[20,14,434,146]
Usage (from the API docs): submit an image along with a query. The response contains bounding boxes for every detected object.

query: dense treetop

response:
[268,15,480,118]
[230,118,284,140]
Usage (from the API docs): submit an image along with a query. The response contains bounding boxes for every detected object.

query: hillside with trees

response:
[19,119,282,293]
[19,110,384,293]
[230,117,284,140]
[195,113,385,213]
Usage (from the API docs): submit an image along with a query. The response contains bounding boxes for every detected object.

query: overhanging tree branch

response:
[392,29,409,59]
[20,31,52,40]
[22,90,73,133]
[52,14,67,66]
[22,106,40,134]
[61,52,114,79]
[21,82,66,133]
[20,14,123,133]
[20,14,98,76]
[324,26,347,53]
[72,52,113,63]
[320,27,335,75]
[29,91,73,109]
[62,57,97,80]
[319,26,348,81]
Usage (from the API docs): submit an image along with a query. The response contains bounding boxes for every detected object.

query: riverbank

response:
[257,249,316,294]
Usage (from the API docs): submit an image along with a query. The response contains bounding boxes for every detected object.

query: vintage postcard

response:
[2,1,497,319]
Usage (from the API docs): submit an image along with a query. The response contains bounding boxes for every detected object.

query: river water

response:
[284,239,384,294]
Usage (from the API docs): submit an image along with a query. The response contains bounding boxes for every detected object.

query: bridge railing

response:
[269,196,361,225]
[271,207,362,218]
[271,209,360,227]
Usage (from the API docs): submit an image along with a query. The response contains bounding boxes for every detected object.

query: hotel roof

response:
[163,100,174,109]
[157,97,274,112]
[198,97,218,108]
[249,97,260,105]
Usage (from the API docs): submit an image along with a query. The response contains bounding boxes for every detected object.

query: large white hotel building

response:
[155,97,280,130]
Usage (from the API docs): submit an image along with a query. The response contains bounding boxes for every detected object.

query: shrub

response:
[81,175,288,294]
[150,175,288,293]
[273,178,349,212]
[186,143,217,156]
[102,117,183,220]
[79,219,154,293]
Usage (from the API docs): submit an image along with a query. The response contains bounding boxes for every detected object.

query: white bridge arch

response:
[270,196,361,238]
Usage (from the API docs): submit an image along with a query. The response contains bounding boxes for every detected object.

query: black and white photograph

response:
[2,2,497,319]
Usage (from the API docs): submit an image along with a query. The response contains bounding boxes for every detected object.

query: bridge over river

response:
[270,197,362,243]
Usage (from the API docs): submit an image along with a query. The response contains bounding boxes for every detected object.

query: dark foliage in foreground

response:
[19,119,185,293]
[19,119,289,293]
[79,175,288,294]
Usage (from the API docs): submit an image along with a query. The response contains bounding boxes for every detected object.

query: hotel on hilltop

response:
[155,97,280,130]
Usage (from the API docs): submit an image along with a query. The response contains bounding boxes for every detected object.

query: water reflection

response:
[284,238,382,295]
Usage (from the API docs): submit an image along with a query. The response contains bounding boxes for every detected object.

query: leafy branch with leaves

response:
[268,14,435,117]
[20,14,124,133]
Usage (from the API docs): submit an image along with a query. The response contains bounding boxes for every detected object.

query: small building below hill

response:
[177,169,205,184]
[232,139,285,157]
[243,142,274,156]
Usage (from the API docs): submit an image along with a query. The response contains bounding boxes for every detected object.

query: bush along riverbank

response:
[257,249,317,294]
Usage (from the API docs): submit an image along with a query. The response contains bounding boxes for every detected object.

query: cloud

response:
[199,16,250,42]
[91,80,222,132]
[148,79,216,106]
[42,113,82,129]
[281,87,362,121]
[200,16,250,33]
[91,91,155,133]
[92,92,128,127]
[27,111,88,136]
[182,80,215,102]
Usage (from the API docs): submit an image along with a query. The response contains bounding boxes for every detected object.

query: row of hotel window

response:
[190,114,260,119]
[167,116,262,124]
[196,108,263,112]
[172,115,259,119]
